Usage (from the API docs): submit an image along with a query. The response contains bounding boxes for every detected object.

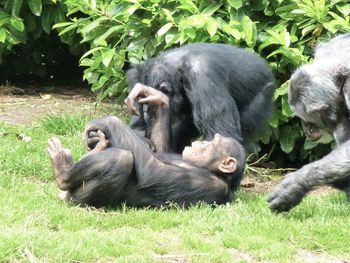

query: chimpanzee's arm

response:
[86,84,172,152]
[268,140,350,212]
[182,59,243,142]
[125,83,172,152]
[334,77,350,144]
[85,116,156,152]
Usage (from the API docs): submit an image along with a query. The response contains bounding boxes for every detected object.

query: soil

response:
[0,84,119,125]
[0,84,338,196]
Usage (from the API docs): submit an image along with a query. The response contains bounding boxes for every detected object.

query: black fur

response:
[127,43,275,152]
[54,116,246,208]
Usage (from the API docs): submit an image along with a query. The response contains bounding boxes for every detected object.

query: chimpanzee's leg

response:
[48,137,134,207]
[83,116,156,172]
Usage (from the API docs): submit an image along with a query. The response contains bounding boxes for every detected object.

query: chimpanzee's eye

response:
[159,81,173,95]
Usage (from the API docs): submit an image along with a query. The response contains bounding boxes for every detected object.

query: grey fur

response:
[268,33,350,212]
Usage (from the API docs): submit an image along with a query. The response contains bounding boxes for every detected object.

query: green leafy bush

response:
[0,0,82,81]
[1,0,350,163]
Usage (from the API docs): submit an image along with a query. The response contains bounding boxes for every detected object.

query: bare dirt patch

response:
[241,172,338,196]
[297,249,350,263]
[0,84,116,125]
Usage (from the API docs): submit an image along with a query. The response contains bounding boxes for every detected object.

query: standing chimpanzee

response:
[268,33,350,212]
[48,85,246,208]
[124,43,275,153]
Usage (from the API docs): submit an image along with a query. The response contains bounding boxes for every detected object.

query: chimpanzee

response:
[124,43,275,153]
[268,33,350,212]
[48,85,246,208]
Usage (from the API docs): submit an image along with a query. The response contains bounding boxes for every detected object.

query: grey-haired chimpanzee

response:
[124,43,275,153]
[268,33,350,212]
[48,85,245,208]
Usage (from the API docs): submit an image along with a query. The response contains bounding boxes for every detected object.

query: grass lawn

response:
[1,112,350,262]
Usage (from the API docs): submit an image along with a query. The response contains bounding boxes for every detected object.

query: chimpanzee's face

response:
[182,134,228,171]
[288,66,340,144]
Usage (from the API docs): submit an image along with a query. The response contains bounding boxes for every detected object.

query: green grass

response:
[1,113,350,262]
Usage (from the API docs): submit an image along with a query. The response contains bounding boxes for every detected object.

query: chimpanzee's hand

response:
[84,130,99,150]
[124,83,169,115]
[268,171,310,212]
[88,130,109,154]
[83,117,112,151]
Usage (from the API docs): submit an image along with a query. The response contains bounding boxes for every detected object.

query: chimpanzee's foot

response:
[47,137,73,190]
[59,190,71,202]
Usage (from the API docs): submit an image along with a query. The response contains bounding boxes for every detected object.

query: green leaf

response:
[183,15,206,28]
[0,28,6,43]
[179,0,199,14]
[282,96,293,117]
[217,18,241,40]
[84,71,100,83]
[184,28,196,40]
[304,139,318,150]
[80,58,94,67]
[261,126,272,145]
[58,23,78,36]
[269,111,280,128]
[52,22,74,29]
[28,0,42,16]
[11,19,25,32]
[283,30,291,47]
[98,75,109,86]
[41,9,54,34]
[205,18,217,37]
[280,126,295,153]
[337,4,350,16]
[291,9,305,15]
[274,81,289,100]
[202,3,222,15]
[157,23,173,37]
[227,0,242,9]
[275,4,297,13]
[12,0,23,16]
[165,32,181,46]
[24,12,36,32]
[81,17,108,34]
[241,16,256,47]
[90,0,96,9]
[102,49,115,67]
[162,8,174,23]
[80,47,105,61]
[93,26,119,46]
[301,24,317,37]
[5,25,26,44]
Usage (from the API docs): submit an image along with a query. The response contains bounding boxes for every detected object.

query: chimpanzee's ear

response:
[218,157,237,174]
[341,77,350,113]
[306,103,329,114]
[126,64,144,90]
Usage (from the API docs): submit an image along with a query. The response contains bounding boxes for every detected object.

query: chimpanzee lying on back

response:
[48,85,245,208]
